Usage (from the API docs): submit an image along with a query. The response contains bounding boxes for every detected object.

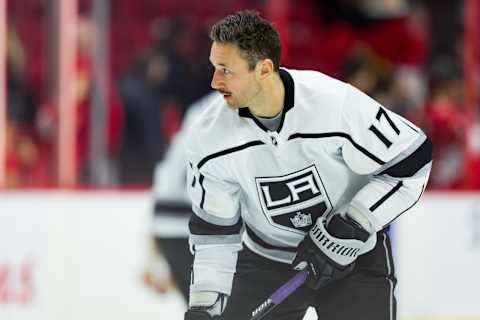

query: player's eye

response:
[223,68,231,75]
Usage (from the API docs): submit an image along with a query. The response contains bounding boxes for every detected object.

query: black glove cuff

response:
[327,215,370,242]
[185,309,220,320]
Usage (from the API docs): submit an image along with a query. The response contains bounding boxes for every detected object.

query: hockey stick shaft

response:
[249,271,308,320]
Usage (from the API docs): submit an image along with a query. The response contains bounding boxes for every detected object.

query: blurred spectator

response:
[118,49,182,184]
[341,46,394,102]
[117,16,215,184]
[5,122,38,187]
[423,55,466,189]
[5,26,40,187]
[286,0,428,73]
[285,0,429,120]
[149,16,212,111]
[35,16,124,185]
[7,0,47,99]
[6,27,38,127]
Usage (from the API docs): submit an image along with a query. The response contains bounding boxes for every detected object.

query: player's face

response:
[209,42,261,109]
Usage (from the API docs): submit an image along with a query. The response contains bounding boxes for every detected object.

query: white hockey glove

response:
[184,291,228,320]
[142,238,175,294]
[292,210,376,290]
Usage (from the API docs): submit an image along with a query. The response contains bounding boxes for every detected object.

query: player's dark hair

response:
[210,10,282,72]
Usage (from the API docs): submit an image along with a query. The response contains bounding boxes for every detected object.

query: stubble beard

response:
[223,79,263,110]
[241,82,262,111]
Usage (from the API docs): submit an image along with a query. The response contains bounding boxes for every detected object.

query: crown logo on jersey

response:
[290,212,313,228]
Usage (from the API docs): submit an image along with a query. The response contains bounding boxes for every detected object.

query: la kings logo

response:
[256,165,332,234]
[290,212,313,228]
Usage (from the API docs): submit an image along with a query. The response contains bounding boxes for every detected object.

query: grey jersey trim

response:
[255,109,283,132]
[192,205,241,227]
[381,233,397,320]
[243,233,296,264]
[151,215,189,238]
[381,138,432,177]
[374,134,432,177]
[190,234,242,246]
[372,134,425,175]
[245,225,297,252]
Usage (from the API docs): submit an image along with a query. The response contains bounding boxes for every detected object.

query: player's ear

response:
[257,58,274,79]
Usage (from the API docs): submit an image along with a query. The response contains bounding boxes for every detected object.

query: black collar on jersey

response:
[238,68,295,133]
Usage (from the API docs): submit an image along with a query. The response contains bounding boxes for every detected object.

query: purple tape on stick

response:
[270,271,308,305]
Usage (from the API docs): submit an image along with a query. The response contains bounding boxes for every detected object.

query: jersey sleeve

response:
[186,143,243,295]
[153,132,188,201]
[150,126,192,239]
[340,85,432,230]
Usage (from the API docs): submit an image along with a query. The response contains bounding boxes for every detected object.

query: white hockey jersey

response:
[186,68,432,295]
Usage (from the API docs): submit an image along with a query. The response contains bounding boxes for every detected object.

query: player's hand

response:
[142,268,176,294]
[185,291,227,320]
[292,214,373,290]
[184,309,221,320]
[142,239,175,294]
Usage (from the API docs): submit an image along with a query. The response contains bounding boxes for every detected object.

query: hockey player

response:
[185,11,432,320]
[145,92,219,300]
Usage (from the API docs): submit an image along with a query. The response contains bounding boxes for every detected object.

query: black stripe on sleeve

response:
[369,181,403,212]
[154,201,192,217]
[387,183,425,226]
[288,132,386,165]
[199,174,206,209]
[197,140,265,170]
[189,162,196,187]
[189,214,243,235]
[379,138,432,178]
[401,119,419,133]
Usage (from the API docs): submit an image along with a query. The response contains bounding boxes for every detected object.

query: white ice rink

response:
[2,192,480,320]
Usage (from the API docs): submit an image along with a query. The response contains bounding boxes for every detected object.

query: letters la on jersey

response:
[186,68,421,248]
[256,165,331,234]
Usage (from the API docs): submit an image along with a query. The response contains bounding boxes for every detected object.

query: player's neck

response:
[248,72,285,118]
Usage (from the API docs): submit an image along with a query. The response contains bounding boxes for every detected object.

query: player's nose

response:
[211,70,223,90]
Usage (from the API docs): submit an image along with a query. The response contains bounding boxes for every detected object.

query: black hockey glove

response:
[292,214,371,290]
[184,309,221,320]
[185,292,227,320]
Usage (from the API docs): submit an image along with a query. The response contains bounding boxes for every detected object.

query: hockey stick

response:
[249,271,308,320]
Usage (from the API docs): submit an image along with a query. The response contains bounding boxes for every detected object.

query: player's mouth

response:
[218,90,232,99]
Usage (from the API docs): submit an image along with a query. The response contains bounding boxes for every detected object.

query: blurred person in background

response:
[423,55,466,189]
[143,92,218,301]
[118,16,214,184]
[341,47,394,104]
[149,16,213,111]
[35,16,124,185]
[5,25,40,187]
[286,0,428,74]
[285,0,429,121]
[117,49,182,184]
